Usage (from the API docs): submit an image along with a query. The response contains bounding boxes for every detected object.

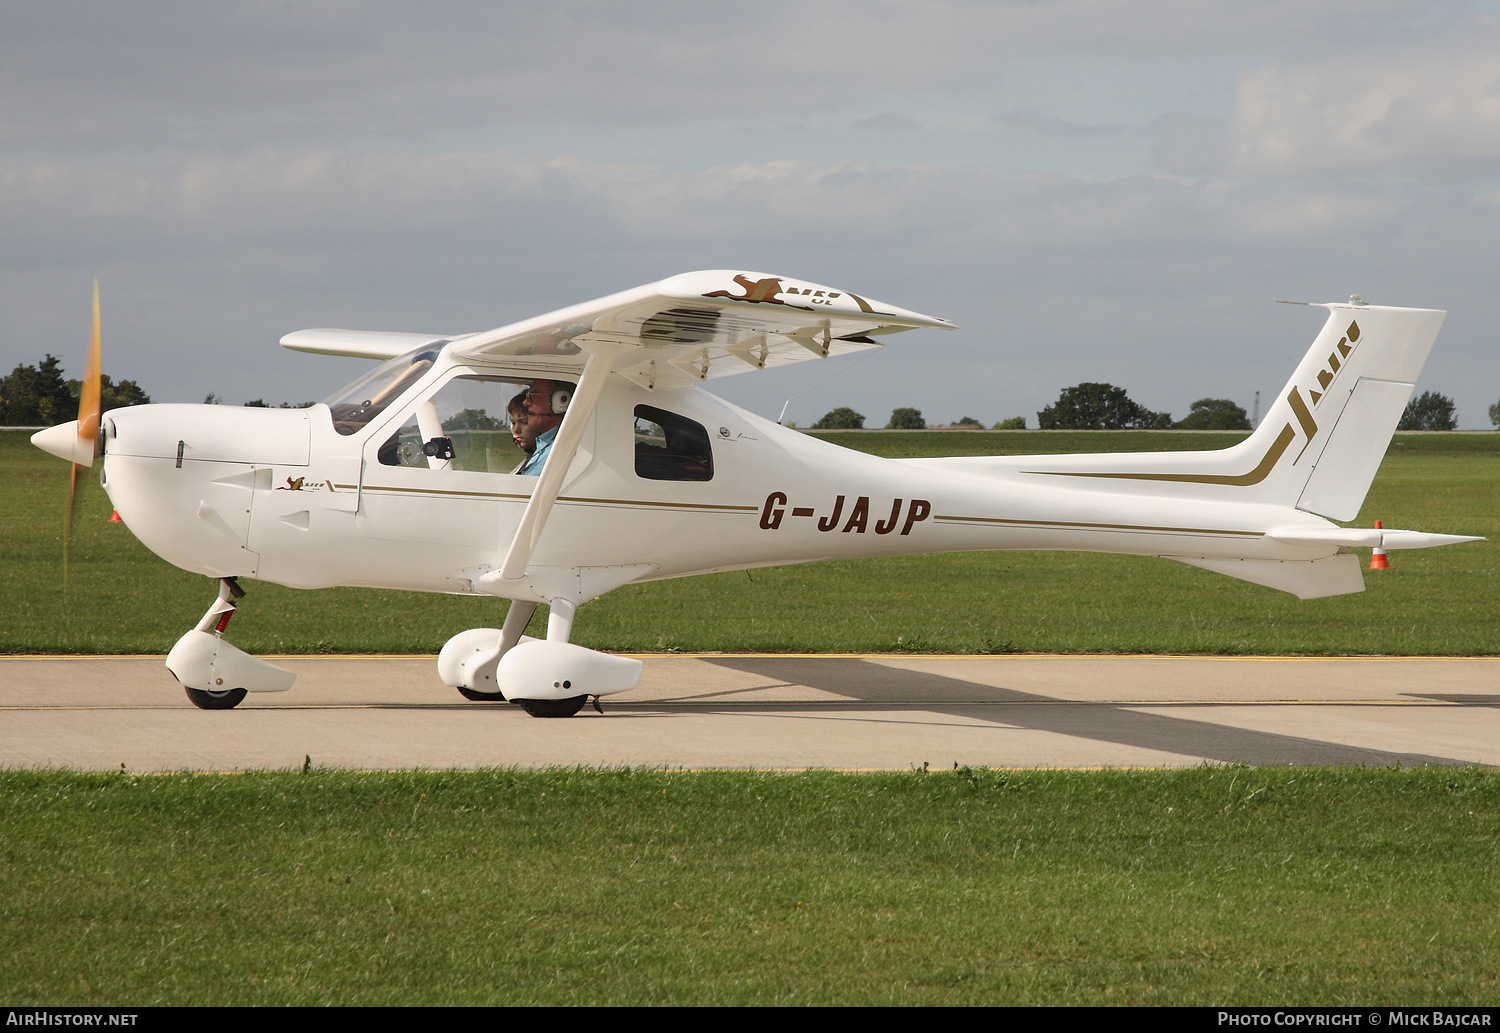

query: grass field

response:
[2,767,1497,1006]
[3,428,1496,654]
[5,431,1497,1007]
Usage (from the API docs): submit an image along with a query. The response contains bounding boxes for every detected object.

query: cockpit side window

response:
[324,346,441,436]
[377,374,542,473]
[634,405,713,481]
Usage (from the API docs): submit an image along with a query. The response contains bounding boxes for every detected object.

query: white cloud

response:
[853,113,925,132]
[5,144,1495,424]
[0,1,1429,152]
[1221,27,1500,177]
[4,2,1499,426]
[992,106,1145,137]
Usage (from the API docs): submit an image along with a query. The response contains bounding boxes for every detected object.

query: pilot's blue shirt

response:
[517,425,558,476]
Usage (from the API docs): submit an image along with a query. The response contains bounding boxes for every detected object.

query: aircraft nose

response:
[31,421,95,466]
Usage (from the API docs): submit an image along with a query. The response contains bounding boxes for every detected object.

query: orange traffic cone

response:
[108,510,122,523]
[1369,519,1389,569]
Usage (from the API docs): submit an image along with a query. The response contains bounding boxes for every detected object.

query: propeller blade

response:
[64,281,103,590]
[79,281,101,450]
[65,462,79,589]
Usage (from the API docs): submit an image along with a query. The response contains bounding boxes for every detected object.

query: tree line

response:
[0,356,316,425]
[0,355,150,426]
[812,383,1471,431]
[0,355,1476,433]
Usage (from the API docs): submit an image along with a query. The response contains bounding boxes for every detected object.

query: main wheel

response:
[457,686,506,702]
[184,686,248,710]
[517,695,587,718]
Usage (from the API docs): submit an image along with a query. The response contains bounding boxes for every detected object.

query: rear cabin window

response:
[634,405,713,481]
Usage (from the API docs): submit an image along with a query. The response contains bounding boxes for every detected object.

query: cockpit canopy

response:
[324,345,441,436]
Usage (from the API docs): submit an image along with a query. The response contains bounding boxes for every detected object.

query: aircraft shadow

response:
[1408,694,1500,707]
[671,657,1480,768]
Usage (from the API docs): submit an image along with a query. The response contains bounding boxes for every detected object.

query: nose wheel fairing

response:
[166,579,296,709]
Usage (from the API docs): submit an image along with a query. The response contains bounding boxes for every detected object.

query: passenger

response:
[515,379,572,476]
[508,391,536,454]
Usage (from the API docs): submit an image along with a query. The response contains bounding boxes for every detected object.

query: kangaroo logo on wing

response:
[702,275,788,305]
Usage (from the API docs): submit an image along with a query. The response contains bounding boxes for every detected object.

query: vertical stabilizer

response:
[1230,302,1445,519]
[960,301,1446,517]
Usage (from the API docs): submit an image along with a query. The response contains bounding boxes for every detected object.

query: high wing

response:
[278,329,453,361]
[283,272,951,583]
[280,270,956,381]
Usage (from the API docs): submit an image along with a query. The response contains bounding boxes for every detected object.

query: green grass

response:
[6,427,1498,1006]
[3,429,1496,654]
[2,767,1496,1006]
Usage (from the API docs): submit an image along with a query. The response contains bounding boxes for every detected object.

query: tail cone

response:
[1369,519,1390,570]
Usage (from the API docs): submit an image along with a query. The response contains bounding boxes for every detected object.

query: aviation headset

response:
[531,381,574,416]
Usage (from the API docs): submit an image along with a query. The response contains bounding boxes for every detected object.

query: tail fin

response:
[1008,301,1445,518]
[1250,302,1444,520]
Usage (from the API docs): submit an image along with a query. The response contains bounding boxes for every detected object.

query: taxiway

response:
[3,653,1496,772]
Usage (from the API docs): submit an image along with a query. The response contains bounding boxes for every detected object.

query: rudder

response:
[1244,302,1445,520]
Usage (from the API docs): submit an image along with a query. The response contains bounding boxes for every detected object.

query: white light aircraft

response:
[32,272,1481,716]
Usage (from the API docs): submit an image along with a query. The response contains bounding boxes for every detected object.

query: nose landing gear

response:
[166,577,296,710]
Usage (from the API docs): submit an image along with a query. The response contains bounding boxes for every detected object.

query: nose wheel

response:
[167,577,297,709]
[184,686,248,710]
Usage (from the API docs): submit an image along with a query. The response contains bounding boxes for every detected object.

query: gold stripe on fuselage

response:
[1022,423,1295,487]
[933,514,1262,537]
[347,482,758,513]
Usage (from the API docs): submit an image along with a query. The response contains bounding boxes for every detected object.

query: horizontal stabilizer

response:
[1378,530,1485,550]
[1266,526,1483,550]
[1170,553,1366,599]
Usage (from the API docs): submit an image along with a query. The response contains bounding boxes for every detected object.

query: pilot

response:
[515,379,572,476]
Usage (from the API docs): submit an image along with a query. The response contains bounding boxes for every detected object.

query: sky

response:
[3,1,1499,428]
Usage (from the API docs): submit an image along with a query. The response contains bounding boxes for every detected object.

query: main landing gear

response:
[457,686,506,702]
[517,696,589,718]
[166,577,297,710]
[437,597,642,717]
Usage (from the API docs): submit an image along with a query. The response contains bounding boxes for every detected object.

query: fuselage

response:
[95,347,1342,607]
[34,277,1470,710]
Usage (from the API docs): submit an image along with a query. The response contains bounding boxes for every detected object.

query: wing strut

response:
[500,342,627,580]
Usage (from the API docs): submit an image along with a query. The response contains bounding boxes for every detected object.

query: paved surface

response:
[2,654,1497,772]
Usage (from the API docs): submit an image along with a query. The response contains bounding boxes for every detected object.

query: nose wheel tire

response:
[517,695,587,718]
[457,687,506,702]
[184,686,248,710]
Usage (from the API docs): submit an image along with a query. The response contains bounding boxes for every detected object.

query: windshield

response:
[323,345,441,436]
